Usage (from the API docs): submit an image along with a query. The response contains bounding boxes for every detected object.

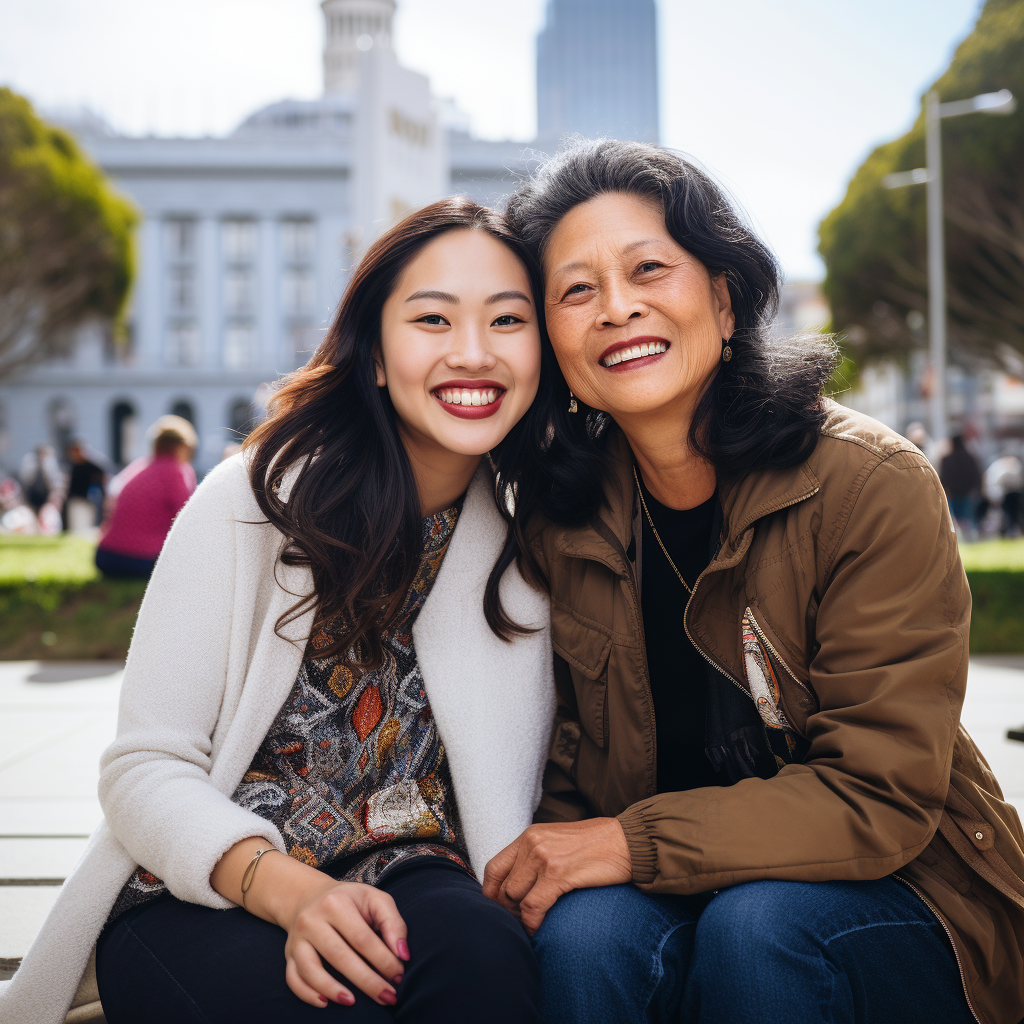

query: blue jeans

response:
[532,877,973,1024]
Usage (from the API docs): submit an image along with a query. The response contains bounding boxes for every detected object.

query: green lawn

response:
[959,537,1024,572]
[0,534,100,585]
[0,534,1022,658]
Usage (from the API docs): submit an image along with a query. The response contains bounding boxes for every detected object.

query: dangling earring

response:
[568,391,578,414]
[721,338,733,362]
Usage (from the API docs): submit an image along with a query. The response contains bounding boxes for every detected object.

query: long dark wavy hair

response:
[244,197,557,666]
[502,137,839,529]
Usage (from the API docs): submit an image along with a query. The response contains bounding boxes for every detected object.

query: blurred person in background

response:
[63,438,109,536]
[17,443,64,533]
[984,451,1024,538]
[904,420,939,465]
[95,415,197,578]
[939,433,982,537]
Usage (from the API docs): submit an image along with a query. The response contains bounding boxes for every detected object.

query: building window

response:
[110,400,138,467]
[166,322,200,366]
[222,219,257,263]
[170,399,196,427]
[164,217,199,367]
[224,323,255,369]
[165,218,196,261]
[224,267,255,314]
[282,268,315,317]
[228,397,255,439]
[281,219,315,264]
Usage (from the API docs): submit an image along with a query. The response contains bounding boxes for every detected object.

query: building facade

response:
[0,0,531,476]
[536,0,659,144]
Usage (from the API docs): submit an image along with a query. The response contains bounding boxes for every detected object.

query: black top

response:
[637,478,722,794]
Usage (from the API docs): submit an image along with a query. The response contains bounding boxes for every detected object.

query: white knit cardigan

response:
[0,454,554,1024]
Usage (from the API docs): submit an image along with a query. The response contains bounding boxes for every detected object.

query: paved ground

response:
[1,657,1023,975]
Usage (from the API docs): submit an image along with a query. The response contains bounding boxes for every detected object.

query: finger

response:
[288,946,354,1008]
[313,922,398,1006]
[502,856,541,906]
[497,878,524,918]
[332,909,406,985]
[364,889,410,964]
[482,842,519,901]
[518,879,566,936]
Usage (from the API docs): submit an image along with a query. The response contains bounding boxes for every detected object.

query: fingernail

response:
[380,988,397,1006]
[319,996,328,1005]
[393,974,404,986]
[397,939,410,960]
[337,991,355,1006]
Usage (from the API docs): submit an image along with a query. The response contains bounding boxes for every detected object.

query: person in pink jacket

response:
[96,415,198,577]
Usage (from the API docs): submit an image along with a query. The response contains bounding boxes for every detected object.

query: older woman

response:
[483,140,1024,1024]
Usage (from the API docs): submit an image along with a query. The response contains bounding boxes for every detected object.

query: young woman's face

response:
[542,192,735,424]
[378,228,542,458]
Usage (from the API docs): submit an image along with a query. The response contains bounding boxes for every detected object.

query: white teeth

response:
[601,341,667,367]
[435,387,501,407]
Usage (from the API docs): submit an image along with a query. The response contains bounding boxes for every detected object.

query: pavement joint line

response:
[0,834,91,839]
[0,712,106,775]
[0,878,65,886]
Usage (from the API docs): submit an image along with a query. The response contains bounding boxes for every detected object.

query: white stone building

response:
[0,0,532,475]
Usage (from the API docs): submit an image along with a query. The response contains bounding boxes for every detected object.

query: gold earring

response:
[722,339,733,362]
[568,391,578,414]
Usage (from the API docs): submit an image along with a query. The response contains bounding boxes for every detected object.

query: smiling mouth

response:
[600,340,670,368]
[433,386,504,407]
[430,384,507,420]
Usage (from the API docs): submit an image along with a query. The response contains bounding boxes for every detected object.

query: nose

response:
[599,277,648,327]
[445,322,497,372]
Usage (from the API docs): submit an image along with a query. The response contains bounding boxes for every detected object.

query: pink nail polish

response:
[319,996,328,1005]
[380,988,397,1006]
[393,974,404,986]
[337,991,355,1006]
[397,939,410,960]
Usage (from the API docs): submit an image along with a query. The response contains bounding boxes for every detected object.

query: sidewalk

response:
[2,657,1024,976]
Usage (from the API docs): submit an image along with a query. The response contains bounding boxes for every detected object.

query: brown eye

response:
[417,314,448,326]
[638,261,661,273]
[492,314,524,327]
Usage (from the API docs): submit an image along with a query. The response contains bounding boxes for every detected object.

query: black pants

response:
[95,547,155,578]
[96,858,539,1024]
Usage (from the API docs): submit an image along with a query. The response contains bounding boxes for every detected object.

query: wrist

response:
[247,850,333,929]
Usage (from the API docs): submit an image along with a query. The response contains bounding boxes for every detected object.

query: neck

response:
[617,404,716,511]
[399,429,481,516]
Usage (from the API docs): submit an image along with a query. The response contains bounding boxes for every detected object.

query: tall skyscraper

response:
[536,0,660,144]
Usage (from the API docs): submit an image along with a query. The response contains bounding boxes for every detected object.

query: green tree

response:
[819,0,1024,369]
[0,88,136,378]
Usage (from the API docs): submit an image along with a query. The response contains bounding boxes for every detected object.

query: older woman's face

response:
[542,192,734,424]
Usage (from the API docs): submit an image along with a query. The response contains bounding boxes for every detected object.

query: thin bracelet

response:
[240,848,274,910]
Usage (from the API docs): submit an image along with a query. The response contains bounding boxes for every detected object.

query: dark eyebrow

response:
[486,290,532,305]
[552,239,668,277]
[406,289,459,304]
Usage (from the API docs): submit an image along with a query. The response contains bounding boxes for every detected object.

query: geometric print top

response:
[232,502,471,886]
[106,503,469,925]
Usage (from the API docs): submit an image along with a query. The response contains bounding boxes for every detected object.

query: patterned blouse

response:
[108,504,469,923]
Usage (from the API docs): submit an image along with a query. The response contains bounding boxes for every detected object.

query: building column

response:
[259,216,279,373]
[136,218,162,370]
[198,216,220,369]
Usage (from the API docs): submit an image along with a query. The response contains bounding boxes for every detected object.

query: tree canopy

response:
[819,0,1024,369]
[0,88,136,379]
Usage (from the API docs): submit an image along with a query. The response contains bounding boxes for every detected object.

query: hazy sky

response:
[0,0,986,279]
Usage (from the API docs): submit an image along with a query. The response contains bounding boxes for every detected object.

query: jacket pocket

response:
[551,600,612,748]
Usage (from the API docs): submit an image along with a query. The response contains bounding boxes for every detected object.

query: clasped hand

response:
[482,817,633,935]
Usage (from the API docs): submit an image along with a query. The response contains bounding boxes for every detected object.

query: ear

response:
[712,272,736,341]
[373,352,387,388]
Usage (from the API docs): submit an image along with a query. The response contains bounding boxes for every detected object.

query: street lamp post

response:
[883,88,1015,444]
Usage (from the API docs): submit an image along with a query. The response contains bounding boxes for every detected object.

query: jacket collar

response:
[552,427,820,568]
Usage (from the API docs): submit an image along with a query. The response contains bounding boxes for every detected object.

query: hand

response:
[210,838,409,1008]
[482,817,633,935]
[276,875,410,1009]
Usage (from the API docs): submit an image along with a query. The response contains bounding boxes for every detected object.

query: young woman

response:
[483,139,1024,1024]
[0,198,556,1024]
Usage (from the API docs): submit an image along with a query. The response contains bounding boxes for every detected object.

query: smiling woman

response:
[0,197,556,1024]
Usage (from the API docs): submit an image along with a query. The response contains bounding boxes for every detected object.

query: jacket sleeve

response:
[98,458,288,909]
[617,451,971,892]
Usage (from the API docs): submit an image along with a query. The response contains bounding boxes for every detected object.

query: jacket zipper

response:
[893,874,982,1024]
[623,548,658,797]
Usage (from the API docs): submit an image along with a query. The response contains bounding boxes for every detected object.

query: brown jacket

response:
[532,404,1024,1024]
